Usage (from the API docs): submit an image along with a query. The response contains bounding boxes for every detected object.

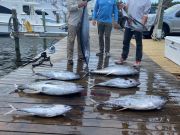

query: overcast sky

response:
[152,0,180,3]
[121,0,180,3]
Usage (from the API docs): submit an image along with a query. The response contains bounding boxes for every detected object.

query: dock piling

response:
[12,9,21,63]
[42,10,47,32]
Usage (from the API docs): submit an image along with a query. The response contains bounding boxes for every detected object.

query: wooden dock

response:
[131,39,180,77]
[0,27,179,135]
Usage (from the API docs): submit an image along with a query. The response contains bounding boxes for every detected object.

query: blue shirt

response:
[92,0,118,23]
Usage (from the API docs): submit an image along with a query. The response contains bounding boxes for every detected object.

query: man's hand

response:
[118,3,125,9]
[78,1,87,8]
[92,20,96,26]
[141,16,148,25]
[113,22,120,29]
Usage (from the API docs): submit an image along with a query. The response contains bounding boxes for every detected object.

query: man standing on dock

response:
[92,0,119,57]
[115,0,151,67]
[66,0,87,65]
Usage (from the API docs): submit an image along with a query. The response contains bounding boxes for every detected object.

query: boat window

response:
[175,10,180,17]
[0,5,12,14]
[23,5,30,15]
[35,10,48,15]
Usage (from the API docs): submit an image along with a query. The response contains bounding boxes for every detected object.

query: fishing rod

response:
[31,52,53,68]
[121,8,148,32]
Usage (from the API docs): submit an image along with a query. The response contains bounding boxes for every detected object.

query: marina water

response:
[0,36,59,77]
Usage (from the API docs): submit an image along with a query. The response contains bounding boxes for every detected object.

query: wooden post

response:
[152,0,164,40]
[42,10,47,32]
[152,0,172,40]
[43,38,47,50]
[56,12,60,23]
[12,9,21,63]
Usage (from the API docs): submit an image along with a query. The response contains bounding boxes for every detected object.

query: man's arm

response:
[118,0,129,11]
[92,0,99,26]
[113,2,120,29]
[141,0,151,25]
[67,0,87,12]
[113,2,118,23]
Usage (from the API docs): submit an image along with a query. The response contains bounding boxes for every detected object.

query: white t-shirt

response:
[126,0,151,27]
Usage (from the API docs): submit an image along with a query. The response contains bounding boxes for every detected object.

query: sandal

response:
[115,58,125,65]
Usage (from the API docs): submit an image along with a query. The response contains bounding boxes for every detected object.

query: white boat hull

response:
[0,21,66,35]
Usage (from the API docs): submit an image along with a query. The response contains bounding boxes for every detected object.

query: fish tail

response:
[81,71,89,79]
[31,66,35,74]
[3,104,17,115]
[105,71,113,76]
[86,81,96,89]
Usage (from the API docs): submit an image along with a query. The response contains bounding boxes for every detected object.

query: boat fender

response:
[23,21,33,32]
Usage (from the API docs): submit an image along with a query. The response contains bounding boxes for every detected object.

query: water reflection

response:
[12,115,81,126]
[97,55,110,69]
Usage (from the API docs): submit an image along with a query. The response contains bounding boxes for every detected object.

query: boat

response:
[25,0,67,23]
[0,0,67,36]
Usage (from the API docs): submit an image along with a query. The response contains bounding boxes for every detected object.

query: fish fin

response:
[41,87,49,92]
[4,104,17,115]
[88,98,101,111]
[89,98,98,104]
[24,90,41,94]
[81,71,89,79]
[32,67,36,74]
[89,85,95,89]
[9,84,19,94]
[105,71,114,76]
[86,81,96,89]
[116,108,128,111]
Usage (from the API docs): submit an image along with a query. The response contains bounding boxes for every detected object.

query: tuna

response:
[13,81,84,96]
[35,71,80,80]
[5,104,72,117]
[91,95,167,110]
[80,6,90,65]
[96,78,140,88]
[90,65,139,76]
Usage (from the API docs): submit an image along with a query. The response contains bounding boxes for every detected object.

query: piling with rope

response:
[12,9,21,63]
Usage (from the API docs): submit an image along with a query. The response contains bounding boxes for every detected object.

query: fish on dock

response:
[35,70,80,80]
[96,78,140,88]
[91,95,167,111]
[80,6,90,65]
[13,81,84,96]
[90,65,139,76]
[5,104,72,117]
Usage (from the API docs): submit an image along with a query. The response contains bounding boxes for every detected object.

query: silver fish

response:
[35,71,80,80]
[5,104,72,117]
[96,78,140,88]
[92,95,167,110]
[80,6,90,65]
[90,65,139,76]
[14,81,84,96]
